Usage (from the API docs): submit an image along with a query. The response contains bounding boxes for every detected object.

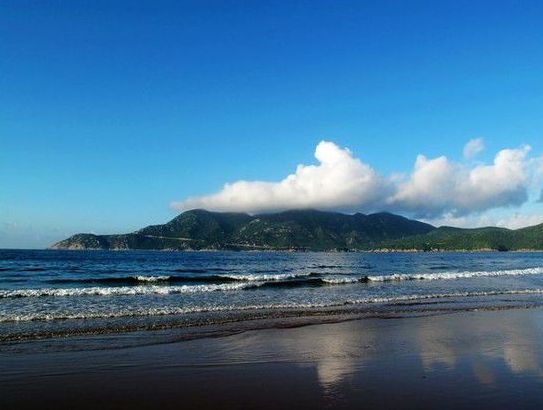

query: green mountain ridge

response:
[50,209,543,251]
[381,223,543,251]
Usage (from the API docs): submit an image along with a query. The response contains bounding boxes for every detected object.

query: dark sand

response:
[3,308,543,409]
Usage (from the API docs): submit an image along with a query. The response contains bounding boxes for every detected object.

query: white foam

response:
[220,271,312,281]
[348,289,543,304]
[3,288,543,322]
[367,267,543,282]
[134,275,171,282]
[0,282,256,298]
[322,277,360,284]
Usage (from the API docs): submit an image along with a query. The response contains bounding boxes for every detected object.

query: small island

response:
[51,209,543,252]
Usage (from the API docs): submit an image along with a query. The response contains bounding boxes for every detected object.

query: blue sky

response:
[2,0,543,248]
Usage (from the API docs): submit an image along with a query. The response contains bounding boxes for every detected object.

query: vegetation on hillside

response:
[51,209,543,251]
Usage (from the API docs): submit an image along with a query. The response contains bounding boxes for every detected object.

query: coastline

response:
[3,292,543,345]
[49,209,543,253]
[44,247,543,253]
[3,306,543,409]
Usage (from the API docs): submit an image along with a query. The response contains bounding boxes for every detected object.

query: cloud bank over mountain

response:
[172,140,541,222]
[389,145,531,217]
[175,141,390,214]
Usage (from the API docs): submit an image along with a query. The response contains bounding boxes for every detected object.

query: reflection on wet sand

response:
[4,308,543,409]
[287,321,377,391]
[217,320,379,392]
[472,361,496,386]
[204,309,543,399]
[214,309,543,399]
[415,311,543,383]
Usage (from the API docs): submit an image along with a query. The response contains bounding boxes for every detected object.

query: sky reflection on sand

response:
[200,309,543,398]
[4,309,543,409]
[278,321,378,392]
[416,311,543,382]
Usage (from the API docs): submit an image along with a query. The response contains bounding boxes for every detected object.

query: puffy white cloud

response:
[172,140,537,219]
[463,138,485,159]
[173,141,389,214]
[389,146,531,217]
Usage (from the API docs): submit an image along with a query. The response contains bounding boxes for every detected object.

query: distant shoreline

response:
[46,247,543,253]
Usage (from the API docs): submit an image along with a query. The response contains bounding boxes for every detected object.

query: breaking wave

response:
[3,288,543,322]
[6,267,543,299]
[47,275,241,286]
[46,271,315,286]
[0,283,254,298]
[367,267,543,282]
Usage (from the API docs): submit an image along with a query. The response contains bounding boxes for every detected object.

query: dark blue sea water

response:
[2,249,543,342]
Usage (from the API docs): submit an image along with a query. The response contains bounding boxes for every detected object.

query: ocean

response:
[2,249,543,345]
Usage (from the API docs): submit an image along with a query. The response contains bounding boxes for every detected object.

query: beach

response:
[3,307,543,409]
[3,249,543,408]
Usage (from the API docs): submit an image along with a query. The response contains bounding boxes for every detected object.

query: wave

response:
[308,263,372,270]
[366,267,543,282]
[47,274,241,286]
[257,278,327,289]
[0,283,254,298]
[45,272,315,286]
[134,275,172,282]
[344,289,543,305]
[172,267,237,273]
[322,277,360,284]
[3,274,361,298]
[220,272,314,282]
[6,267,543,299]
[4,288,543,322]
[428,264,456,270]
[258,277,362,289]
[311,264,344,269]
[252,268,289,273]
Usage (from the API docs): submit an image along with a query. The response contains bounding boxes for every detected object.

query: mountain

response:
[380,223,543,251]
[50,209,434,251]
[50,209,543,251]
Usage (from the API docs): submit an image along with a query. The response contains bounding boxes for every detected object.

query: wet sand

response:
[3,307,543,409]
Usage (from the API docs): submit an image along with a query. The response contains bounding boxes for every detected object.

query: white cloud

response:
[173,141,389,214]
[172,140,537,219]
[424,211,543,230]
[389,146,531,217]
[422,213,497,229]
[463,138,485,159]
[495,213,543,229]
